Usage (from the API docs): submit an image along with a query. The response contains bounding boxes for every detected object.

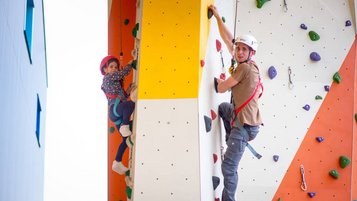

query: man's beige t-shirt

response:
[231,62,262,126]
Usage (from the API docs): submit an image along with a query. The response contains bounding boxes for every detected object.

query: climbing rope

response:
[119,0,124,67]
[228,0,239,75]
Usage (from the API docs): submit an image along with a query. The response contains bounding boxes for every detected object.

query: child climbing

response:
[209,4,263,201]
[100,55,137,175]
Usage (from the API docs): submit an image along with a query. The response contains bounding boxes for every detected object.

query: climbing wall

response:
[107,0,136,200]
[200,0,356,200]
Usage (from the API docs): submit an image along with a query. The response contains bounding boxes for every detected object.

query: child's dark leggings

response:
[108,99,135,162]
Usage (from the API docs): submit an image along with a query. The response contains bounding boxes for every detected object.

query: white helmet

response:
[235,34,258,52]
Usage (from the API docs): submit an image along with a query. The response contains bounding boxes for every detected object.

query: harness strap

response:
[246,143,262,159]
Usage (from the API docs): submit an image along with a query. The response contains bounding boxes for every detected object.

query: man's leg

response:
[218,102,234,142]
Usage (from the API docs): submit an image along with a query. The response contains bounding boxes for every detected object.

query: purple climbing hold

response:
[268,66,277,79]
[310,52,321,61]
[316,137,324,142]
[324,85,330,92]
[303,104,310,111]
[273,155,279,162]
[308,192,316,198]
[204,115,212,133]
[346,20,352,27]
[300,23,307,30]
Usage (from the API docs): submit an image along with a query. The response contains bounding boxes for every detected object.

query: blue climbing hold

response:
[268,66,277,79]
[316,137,324,142]
[204,115,212,132]
[324,85,330,92]
[346,20,352,27]
[310,52,321,61]
[300,23,307,30]
[273,155,279,162]
[303,104,310,111]
[212,176,220,190]
[308,192,316,198]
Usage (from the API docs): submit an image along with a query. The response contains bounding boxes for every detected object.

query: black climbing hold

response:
[339,156,351,168]
[268,66,277,79]
[212,176,220,190]
[324,85,330,92]
[333,72,341,84]
[222,17,226,23]
[256,0,270,9]
[308,192,316,198]
[316,137,324,142]
[310,52,321,61]
[308,31,320,41]
[346,20,352,27]
[303,104,310,111]
[124,19,130,25]
[300,23,307,30]
[208,8,213,19]
[315,95,322,100]
[214,78,219,93]
[204,115,212,132]
[273,155,279,162]
[355,113,357,123]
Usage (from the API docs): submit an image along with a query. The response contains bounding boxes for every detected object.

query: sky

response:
[43,1,108,200]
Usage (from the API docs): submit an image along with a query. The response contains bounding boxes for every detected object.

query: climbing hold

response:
[131,60,137,70]
[308,31,320,41]
[300,23,308,30]
[315,137,324,142]
[333,72,341,84]
[214,78,219,93]
[268,66,277,79]
[315,95,322,100]
[212,176,220,190]
[213,154,218,164]
[303,104,310,111]
[126,186,132,199]
[222,17,226,23]
[273,155,279,162]
[216,39,222,52]
[324,85,330,92]
[109,126,115,134]
[211,109,217,120]
[220,73,226,80]
[310,52,321,61]
[256,0,270,8]
[308,192,316,198]
[125,170,130,176]
[208,8,213,19]
[339,156,351,168]
[329,169,339,179]
[204,115,212,132]
[200,60,205,67]
[345,20,352,27]
[228,66,234,75]
[215,198,220,201]
[278,198,282,201]
[124,19,129,25]
[132,23,139,38]
[355,113,357,123]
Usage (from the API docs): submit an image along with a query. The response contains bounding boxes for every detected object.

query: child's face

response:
[234,43,255,63]
[104,61,119,74]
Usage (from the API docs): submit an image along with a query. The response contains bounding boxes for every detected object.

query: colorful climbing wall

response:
[107,0,357,200]
[200,0,357,200]
[107,0,136,200]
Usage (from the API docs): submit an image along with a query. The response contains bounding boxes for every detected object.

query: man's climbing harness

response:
[300,164,307,191]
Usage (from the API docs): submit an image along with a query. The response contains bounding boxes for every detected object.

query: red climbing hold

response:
[211,109,217,120]
[200,60,205,67]
[216,39,222,52]
[213,154,218,163]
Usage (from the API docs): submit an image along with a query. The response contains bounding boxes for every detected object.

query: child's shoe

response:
[112,160,128,175]
[120,125,132,137]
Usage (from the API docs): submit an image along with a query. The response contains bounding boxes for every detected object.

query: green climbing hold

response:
[308,31,320,41]
[315,95,322,100]
[124,19,129,25]
[131,60,137,70]
[126,186,132,199]
[256,0,270,8]
[339,156,351,168]
[109,126,115,134]
[125,170,130,176]
[333,72,342,84]
[329,169,339,179]
[132,23,139,38]
[222,16,226,23]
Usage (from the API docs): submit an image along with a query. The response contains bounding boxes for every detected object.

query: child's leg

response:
[116,101,135,137]
[115,136,128,162]
[112,136,128,175]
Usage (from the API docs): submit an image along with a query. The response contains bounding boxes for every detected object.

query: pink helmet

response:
[100,55,119,75]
